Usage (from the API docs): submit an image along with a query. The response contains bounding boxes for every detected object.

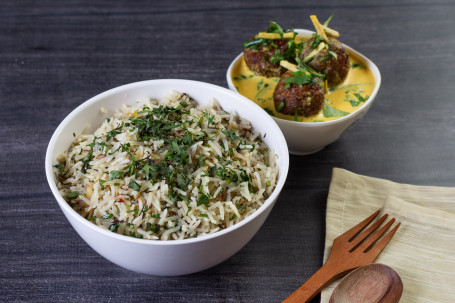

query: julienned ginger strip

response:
[255,32,295,39]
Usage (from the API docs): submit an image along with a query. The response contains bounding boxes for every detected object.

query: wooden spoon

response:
[329,263,403,303]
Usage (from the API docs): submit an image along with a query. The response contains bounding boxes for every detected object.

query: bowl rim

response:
[45,79,289,246]
[226,28,382,127]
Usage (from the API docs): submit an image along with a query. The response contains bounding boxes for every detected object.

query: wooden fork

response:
[283,210,400,303]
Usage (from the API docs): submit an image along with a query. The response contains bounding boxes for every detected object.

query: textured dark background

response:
[1,1,455,302]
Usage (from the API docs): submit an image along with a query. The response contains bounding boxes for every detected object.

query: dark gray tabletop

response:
[2,1,455,302]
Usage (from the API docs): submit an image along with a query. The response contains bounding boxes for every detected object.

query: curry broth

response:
[232,39,376,122]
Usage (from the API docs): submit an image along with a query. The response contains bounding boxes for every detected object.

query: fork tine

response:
[366,222,401,257]
[338,210,380,241]
[348,214,388,250]
[357,218,397,252]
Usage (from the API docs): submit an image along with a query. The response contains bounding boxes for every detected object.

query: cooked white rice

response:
[54,91,279,240]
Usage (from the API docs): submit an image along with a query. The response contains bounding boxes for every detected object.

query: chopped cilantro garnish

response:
[197,193,210,206]
[99,179,106,190]
[276,102,285,112]
[106,122,123,142]
[351,62,365,69]
[146,223,160,233]
[67,192,79,200]
[243,38,264,50]
[263,108,275,116]
[323,104,350,118]
[349,93,369,107]
[203,112,216,126]
[128,180,141,192]
[284,71,315,89]
[222,130,248,146]
[328,50,338,60]
[103,213,113,219]
[109,222,120,232]
[109,170,123,181]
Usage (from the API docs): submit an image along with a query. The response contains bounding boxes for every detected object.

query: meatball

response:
[300,37,350,87]
[273,71,324,116]
[243,38,289,77]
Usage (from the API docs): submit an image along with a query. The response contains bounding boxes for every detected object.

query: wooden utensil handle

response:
[283,262,342,303]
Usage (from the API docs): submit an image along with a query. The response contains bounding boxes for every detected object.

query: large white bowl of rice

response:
[45,79,289,276]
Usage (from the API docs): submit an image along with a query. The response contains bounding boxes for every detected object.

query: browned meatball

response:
[300,37,350,87]
[273,71,324,116]
[243,38,289,77]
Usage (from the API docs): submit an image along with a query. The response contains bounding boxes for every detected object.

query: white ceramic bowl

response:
[227,29,381,155]
[45,79,289,276]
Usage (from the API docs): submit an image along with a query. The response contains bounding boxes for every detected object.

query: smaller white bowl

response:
[227,29,381,155]
[45,79,289,276]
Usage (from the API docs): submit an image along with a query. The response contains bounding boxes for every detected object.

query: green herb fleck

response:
[263,108,275,116]
[276,101,285,112]
[328,50,338,60]
[99,179,106,190]
[67,192,79,200]
[197,193,210,206]
[128,180,141,192]
[284,71,314,89]
[109,170,123,181]
[351,62,365,69]
[323,104,350,118]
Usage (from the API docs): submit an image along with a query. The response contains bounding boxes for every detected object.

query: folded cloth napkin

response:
[321,168,455,303]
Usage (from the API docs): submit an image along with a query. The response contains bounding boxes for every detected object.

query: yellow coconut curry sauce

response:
[232,38,376,122]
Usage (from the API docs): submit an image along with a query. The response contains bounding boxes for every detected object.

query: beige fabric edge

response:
[321,168,455,303]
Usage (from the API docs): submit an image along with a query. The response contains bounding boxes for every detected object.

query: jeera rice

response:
[54,92,279,240]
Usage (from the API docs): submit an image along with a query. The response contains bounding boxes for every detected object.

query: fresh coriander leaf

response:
[109,170,123,180]
[203,112,216,126]
[198,154,205,167]
[128,180,141,192]
[328,51,338,60]
[276,102,285,112]
[243,38,264,49]
[197,193,210,206]
[318,56,330,62]
[323,104,349,117]
[67,192,79,200]
[284,71,314,89]
[109,222,120,232]
[99,179,106,190]
[263,108,275,116]
[103,213,113,219]
[351,62,365,69]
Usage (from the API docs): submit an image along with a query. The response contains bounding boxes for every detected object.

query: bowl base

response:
[289,146,325,155]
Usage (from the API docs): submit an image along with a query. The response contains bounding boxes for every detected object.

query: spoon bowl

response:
[329,263,403,303]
